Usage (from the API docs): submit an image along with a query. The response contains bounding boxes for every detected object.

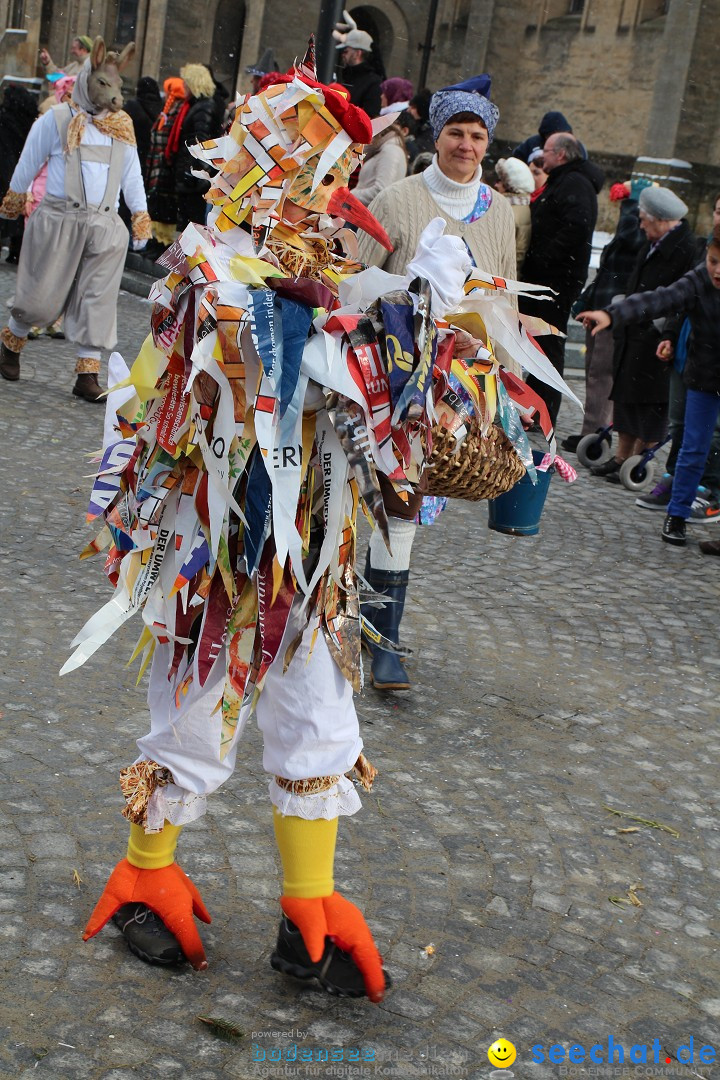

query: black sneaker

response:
[112,902,184,965]
[270,916,391,998]
[560,434,582,454]
[590,457,621,477]
[661,514,687,546]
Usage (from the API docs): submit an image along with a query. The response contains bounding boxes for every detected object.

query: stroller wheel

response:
[620,455,656,492]
[577,432,612,469]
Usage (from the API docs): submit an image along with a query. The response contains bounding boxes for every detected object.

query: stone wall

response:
[159,0,216,79]
[487,1,668,158]
[673,0,720,169]
[3,0,718,232]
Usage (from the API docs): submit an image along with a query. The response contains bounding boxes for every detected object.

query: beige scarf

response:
[66,59,137,153]
[67,105,136,154]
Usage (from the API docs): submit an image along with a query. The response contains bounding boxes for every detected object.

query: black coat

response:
[339,61,382,118]
[609,263,720,396]
[124,80,162,182]
[406,120,435,163]
[580,202,645,311]
[175,95,222,194]
[0,85,38,195]
[521,157,604,305]
[610,220,698,405]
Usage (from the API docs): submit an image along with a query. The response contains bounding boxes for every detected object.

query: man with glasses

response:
[520,132,604,426]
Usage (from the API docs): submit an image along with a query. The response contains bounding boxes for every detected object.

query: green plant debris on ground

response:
[603,805,680,838]
[197,1015,245,1041]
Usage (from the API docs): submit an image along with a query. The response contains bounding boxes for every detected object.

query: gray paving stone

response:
[2,264,720,1076]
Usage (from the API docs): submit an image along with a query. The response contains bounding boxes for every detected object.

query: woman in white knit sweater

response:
[357,77,518,693]
[358,86,516,285]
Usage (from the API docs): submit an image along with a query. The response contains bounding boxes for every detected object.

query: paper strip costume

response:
[69,42,575,994]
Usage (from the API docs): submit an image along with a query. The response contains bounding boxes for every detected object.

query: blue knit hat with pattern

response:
[429,75,499,142]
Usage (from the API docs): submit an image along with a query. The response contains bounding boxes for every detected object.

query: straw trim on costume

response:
[131,210,152,242]
[1,326,27,352]
[0,190,27,219]
[120,760,174,829]
[75,356,101,374]
[275,774,341,796]
[348,752,377,791]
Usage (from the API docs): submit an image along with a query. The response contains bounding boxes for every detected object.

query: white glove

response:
[405,218,472,317]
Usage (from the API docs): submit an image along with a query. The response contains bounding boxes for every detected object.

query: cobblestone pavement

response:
[1,261,719,1080]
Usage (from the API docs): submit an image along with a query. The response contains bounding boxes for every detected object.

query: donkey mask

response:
[86,36,135,113]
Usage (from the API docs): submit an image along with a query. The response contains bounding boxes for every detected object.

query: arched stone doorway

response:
[349,2,410,80]
[210,0,246,93]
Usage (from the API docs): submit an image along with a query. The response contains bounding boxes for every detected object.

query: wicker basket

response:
[425,422,526,501]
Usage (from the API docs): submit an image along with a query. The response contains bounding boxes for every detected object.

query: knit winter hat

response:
[410,87,431,122]
[639,185,688,221]
[538,110,572,141]
[496,157,534,195]
[77,35,93,53]
[381,78,413,106]
[429,76,499,142]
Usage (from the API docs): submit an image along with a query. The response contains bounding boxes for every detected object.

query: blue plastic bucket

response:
[487,450,554,536]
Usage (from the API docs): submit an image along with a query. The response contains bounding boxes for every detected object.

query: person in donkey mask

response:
[0,37,151,401]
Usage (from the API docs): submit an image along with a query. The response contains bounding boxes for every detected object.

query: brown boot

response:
[699,538,720,556]
[0,326,27,381]
[72,372,105,402]
[0,342,20,381]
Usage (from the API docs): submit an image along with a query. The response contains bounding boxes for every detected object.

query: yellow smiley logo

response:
[487,1039,517,1068]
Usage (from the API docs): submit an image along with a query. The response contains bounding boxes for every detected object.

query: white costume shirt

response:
[10,106,146,214]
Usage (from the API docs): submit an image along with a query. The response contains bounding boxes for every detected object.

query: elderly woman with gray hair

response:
[357,77,517,692]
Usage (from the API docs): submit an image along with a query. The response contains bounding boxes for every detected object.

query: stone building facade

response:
[1,0,718,227]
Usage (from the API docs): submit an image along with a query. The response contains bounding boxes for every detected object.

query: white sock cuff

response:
[76,347,102,362]
[8,314,31,338]
[368,517,417,571]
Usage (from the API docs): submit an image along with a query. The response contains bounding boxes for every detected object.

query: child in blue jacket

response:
[578,227,720,550]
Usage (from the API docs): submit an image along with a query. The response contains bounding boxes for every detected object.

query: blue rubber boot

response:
[361,557,410,691]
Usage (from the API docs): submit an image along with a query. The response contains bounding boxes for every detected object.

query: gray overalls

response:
[12,104,128,352]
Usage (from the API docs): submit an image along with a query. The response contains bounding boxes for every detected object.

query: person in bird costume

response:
[67,41,574,1000]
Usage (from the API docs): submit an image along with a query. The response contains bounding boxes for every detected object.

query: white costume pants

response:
[137,603,363,829]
